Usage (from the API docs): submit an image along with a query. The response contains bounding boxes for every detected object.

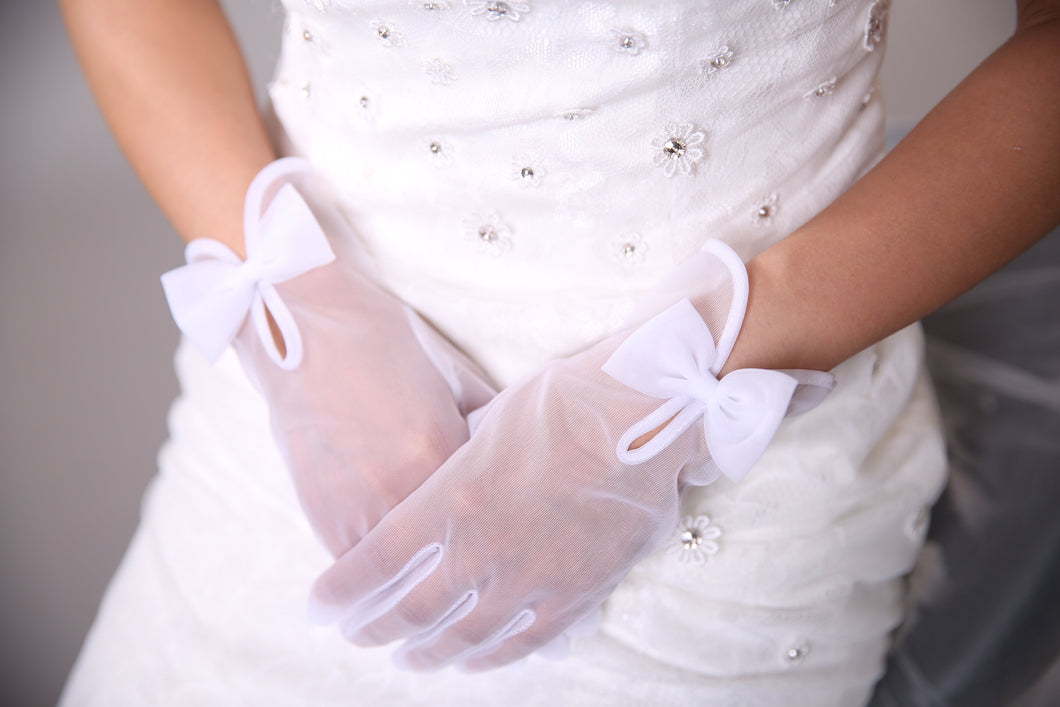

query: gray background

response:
[0,1,1017,704]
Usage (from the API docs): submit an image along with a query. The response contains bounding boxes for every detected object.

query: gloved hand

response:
[162,158,495,556]
[306,240,834,671]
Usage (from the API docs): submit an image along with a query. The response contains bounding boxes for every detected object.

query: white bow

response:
[602,298,798,483]
[160,160,335,370]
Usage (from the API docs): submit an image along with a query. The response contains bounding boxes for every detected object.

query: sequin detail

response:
[467,1,530,22]
[652,122,706,177]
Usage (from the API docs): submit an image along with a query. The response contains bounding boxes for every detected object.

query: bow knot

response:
[160,159,336,370]
[602,298,798,484]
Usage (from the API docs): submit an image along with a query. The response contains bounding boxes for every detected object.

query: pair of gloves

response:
[162,158,834,672]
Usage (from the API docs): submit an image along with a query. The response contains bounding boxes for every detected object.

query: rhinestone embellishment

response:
[754,193,779,225]
[302,29,313,42]
[652,122,706,177]
[468,0,530,22]
[806,77,837,99]
[413,0,451,8]
[464,212,513,255]
[510,154,545,187]
[612,233,647,267]
[701,46,734,75]
[425,137,453,167]
[666,515,721,564]
[783,640,811,666]
[610,29,646,55]
[557,108,594,120]
[370,19,406,47]
[864,0,890,51]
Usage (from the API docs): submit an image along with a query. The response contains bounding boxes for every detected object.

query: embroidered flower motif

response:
[753,193,779,225]
[610,29,646,55]
[464,212,513,255]
[411,0,451,9]
[466,1,530,22]
[772,0,793,8]
[557,108,594,121]
[305,0,330,12]
[701,45,735,75]
[424,58,459,85]
[510,154,545,187]
[425,137,454,167]
[864,0,890,51]
[370,19,406,47]
[612,233,648,267]
[652,122,706,177]
[667,515,722,564]
[805,76,837,99]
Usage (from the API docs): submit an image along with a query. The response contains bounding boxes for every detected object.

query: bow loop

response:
[161,159,336,370]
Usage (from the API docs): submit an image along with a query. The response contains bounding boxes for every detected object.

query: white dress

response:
[62,1,947,704]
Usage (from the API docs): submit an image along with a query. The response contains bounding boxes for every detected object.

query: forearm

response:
[59,0,275,256]
[724,6,1060,375]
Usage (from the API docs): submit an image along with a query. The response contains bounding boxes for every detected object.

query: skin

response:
[59,0,1060,440]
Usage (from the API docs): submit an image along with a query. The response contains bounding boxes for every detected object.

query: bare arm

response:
[59,0,275,257]
[723,0,1060,375]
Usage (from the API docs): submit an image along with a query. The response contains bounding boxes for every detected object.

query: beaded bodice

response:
[270,0,891,383]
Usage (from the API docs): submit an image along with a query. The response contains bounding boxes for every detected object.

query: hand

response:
[163,159,495,557]
[306,241,833,671]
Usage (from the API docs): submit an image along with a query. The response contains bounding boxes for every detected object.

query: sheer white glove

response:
[307,240,834,671]
[162,158,495,556]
